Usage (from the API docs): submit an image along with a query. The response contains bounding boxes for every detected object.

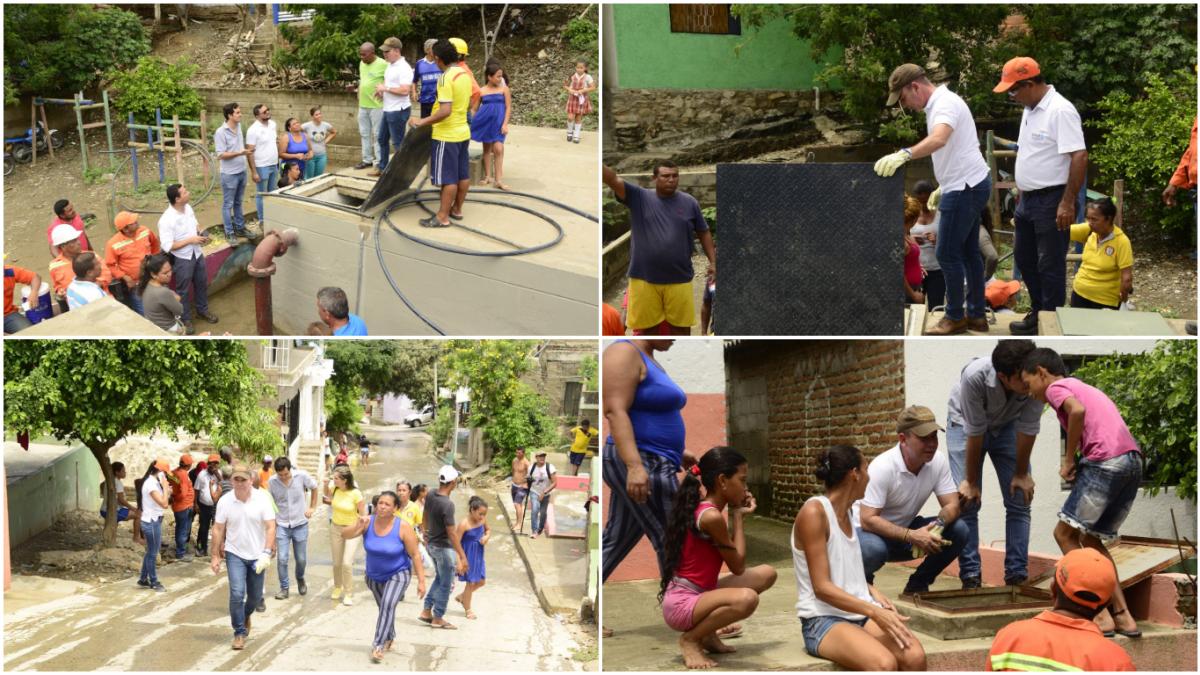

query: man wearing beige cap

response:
[993,57,1087,336]
[855,405,968,595]
[875,64,992,335]
[375,36,413,176]
[211,463,276,650]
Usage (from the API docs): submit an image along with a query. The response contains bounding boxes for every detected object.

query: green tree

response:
[323,381,364,438]
[3,5,150,99]
[1087,71,1197,235]
[579,354,598,390]
[108,56,204,125]
[4,340,281,545]
[325,340,439,402]
[1073,340,1197,501]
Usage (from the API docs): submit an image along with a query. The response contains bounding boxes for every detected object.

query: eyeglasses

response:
[1006,80,1033,97]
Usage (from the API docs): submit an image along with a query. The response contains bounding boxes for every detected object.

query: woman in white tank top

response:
[792,445,926,670]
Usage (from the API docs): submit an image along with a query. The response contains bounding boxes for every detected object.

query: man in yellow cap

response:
[448,37,482,109]
[104,210,160,314]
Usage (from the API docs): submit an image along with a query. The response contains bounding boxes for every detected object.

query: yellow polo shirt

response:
[570,426,599,456]
[1070,223,1133,308]
[432,66,472,143]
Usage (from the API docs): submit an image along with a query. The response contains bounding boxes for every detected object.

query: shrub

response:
[563,16,598,55]
[429,402,456,448]
[108,56,204,125]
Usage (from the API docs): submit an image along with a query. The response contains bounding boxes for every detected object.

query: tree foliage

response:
[579,354,598,390]
[3,5,150,99]
[563,10,599,62]
[108,56,205,125]
[324,340,439,402]
[323,381,364,437]
[3,340,280,545]
[1087,71,1197,235]
[1073,340,1197,502]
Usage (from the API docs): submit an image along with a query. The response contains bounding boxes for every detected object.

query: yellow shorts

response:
[627,278,695,330]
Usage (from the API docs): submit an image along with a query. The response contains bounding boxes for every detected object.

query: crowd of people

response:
[603,338,1144,671]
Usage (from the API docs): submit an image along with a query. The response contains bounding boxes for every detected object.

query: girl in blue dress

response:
[454,495,491,619]
[470,64,512,190]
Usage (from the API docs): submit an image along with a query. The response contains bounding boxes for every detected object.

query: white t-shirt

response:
[215,488,275,561]
[195,469,216,506]
[1015,86,1086,191]
[158,203,202,260]
[854,444,956,528]
[923,85,990,194]
[66,279,107,309]
[528,462,556,497]
[244,120,279,169]
[383,58,414,112]
[140,474,167,522]
[910,213,940,271]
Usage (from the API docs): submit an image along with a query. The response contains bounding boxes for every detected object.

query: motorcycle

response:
[4,120,64,164]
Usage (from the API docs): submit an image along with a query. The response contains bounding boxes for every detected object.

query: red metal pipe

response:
[246,229,299,336]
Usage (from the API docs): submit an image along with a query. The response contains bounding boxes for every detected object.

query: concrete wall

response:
[903,338,1198,559]
[5,444,100,547]
[652,339,725,393]
[724,340,905,521]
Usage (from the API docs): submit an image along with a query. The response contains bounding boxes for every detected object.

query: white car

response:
[405,405,434,427]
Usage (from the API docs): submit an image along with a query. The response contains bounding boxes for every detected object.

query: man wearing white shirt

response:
[211,463,276,651]
[374,36,414,175]
[993,57,1088,335]
[158,183,217,332]
[245,104,280,223]
[875,64,992,335]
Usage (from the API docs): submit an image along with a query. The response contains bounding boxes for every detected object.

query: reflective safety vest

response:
[987,611,1135,672]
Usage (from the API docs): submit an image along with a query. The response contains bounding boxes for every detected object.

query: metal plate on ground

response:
[898,586,1053,640]
[360,123,432,213]
[713,163,904,335]
[1055,306,1174,335]
[1030,536,1190,591]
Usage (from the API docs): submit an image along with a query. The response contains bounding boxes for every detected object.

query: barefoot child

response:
[1020,347,1143,638]
[563,60,595,144]
[794,445,925,670]
[470,63,512,189]
[658,446,777,669]
[455,496,490,619]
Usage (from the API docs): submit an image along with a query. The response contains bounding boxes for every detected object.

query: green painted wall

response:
[6,444,100,547]
[612,5,839,90]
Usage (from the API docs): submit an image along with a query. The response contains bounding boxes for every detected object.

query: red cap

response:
[1054,548,1116,610]
[994,57,1041,93]
[179,454,194,466]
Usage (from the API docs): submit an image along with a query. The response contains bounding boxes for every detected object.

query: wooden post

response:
[102,90,115,171]
[39,100,54,160]
[30,98,37,166]
[199,109,210,187]
[1114,179,1125,229]
[128,112,140,190]
[173,114,184,185]
[75,93,90,174]
[986,130,1001,231]
[154,108,165,184]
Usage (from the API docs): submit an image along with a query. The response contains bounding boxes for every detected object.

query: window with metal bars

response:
[668,4,741,35]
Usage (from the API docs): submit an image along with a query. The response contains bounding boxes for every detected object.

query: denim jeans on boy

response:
[423,545,457,619]
[946,421,1031,582]
[139,517,163,583]
[934,176,991,321]
[173,507,193,558]
[530,492,552,535]
[253,164,279,222]
[220,170,247,237]
[858,516,969,592]
[1013,185,1071,312]
[226,552,264,637]
[377,108,411,171]
[357,107,384,165]
[275,522,309,591]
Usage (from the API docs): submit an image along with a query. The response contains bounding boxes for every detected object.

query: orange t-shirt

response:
[49,253,111,297]
[602,303,626,336]
[987,611,1134,671]
[459,61,482,108]
[4,265,37,316]
[1170,117,1198,189]
[105,226,161,284]
[259,468,272,488]
[169,467,195,511]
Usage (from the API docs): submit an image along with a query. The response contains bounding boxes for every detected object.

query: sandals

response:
[717,624,744,639]
[465,610,477,620]
[419,216,451,228]
[370,648,384,663]
[417,615,433,624]
[448,211,464,222]
[431,621,458,630]
[495,182,511,191]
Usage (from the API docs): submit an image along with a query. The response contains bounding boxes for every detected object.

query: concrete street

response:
[4,425,589,671]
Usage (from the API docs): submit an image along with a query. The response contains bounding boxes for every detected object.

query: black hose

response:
[372,214,447,335]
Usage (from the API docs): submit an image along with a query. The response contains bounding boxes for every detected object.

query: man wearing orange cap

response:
[993,57,1088,336]
[194,454,223,556]
[104,211,160,315]
[170,455,197,561]
[987,548,1134,671]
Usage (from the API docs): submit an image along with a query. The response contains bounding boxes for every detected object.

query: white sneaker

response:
[342,594,353,606]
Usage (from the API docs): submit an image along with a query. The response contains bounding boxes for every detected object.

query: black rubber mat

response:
[361,123,433,212]
[713,163,904,335]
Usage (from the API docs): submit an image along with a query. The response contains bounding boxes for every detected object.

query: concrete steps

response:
[294,440,325,479]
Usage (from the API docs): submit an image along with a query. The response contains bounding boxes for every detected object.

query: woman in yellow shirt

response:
[1068,198,1133,310]
[324,466,366,605]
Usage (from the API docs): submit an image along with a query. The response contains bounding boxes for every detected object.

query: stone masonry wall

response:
[607,87,818,153]
[725,340,904,521]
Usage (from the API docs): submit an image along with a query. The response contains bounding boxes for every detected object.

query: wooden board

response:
[1031,536,1191,590]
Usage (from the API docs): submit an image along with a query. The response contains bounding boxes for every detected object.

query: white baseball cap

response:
[50,224,81,246]
[438,465,460,483]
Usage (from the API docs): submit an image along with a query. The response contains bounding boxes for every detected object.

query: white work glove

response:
[873,150,911,177]
[927,186,943,211]
[255,553,272,575]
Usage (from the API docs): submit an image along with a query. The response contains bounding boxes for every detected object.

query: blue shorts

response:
[569,451,588,467]
[800,614,868,657]
[431,139,470,186]
[100,507,131,522]
[511,485,529,503]
[1060,451,1142,541]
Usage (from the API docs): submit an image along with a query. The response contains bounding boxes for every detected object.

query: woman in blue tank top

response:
[341,491,426,663]
[277,117,311,177]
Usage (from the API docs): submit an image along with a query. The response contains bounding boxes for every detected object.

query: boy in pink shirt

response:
[1020,347,1142,639]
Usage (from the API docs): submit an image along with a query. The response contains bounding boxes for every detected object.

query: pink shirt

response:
[904,239,923,288]
[1045,377,1138,462]
[47,215,91,252]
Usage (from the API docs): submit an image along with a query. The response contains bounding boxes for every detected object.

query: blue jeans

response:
[858,516,969,591]
[304,154,327,179]
[254,164,279,222]
[226,552,264,637]
[378,109,411,170]
[275,522,309,591]
[1061,451,1142,541]
[357,107,384,165]
[1014,185,1071,312]
[171,253,209,322]
[423,545,457,619]
[173,507,193,558]
[801,615,868,657]
[219,171,247,237]
[530,492,552,535]
[935,176,991,320]
[139,517,163,583]
[4,312,33,333]
[946,421,1031,582]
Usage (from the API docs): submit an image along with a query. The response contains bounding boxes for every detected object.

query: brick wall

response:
[725,340,905,521]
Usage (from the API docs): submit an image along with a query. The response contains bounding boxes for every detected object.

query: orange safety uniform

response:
[49,253,111,297]
[259,468,272,488]
[169,467,195,512]
[459,60,482,108]
[4,265,37,316]
[1169,117,1198,190]
[105,226,161,285]
[987,610,1135,671]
